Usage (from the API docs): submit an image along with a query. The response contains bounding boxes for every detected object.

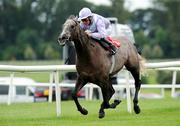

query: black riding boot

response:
[101,38,117,55]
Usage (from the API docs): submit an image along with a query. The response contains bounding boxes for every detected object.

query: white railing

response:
[0,61,180,117]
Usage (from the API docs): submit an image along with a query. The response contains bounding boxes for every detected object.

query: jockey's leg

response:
[101,38,117,55]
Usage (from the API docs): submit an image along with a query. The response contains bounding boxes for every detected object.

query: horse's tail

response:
[138,54,146,76]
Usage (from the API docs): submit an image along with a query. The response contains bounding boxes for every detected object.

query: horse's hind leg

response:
[128,67,141,114]
[99,85,112,118]
[72,77,88,115]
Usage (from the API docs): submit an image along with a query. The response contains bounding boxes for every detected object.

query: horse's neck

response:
[74,33,93,66]
[73,26,101,66]
[74,39,91,61]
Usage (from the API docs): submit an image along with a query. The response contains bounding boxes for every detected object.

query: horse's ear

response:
[68,15,76,19]
[74,16,78,21]
[74,16,80,23]
[68,15,79,23]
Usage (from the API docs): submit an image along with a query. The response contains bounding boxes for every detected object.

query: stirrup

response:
[111,49,116,55]
[110,45,117,55]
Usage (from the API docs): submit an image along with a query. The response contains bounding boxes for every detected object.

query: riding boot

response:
[101,38,117,55]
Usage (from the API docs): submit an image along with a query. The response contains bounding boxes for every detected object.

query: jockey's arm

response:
[91,19,107,40]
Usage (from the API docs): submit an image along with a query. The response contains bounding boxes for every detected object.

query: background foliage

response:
[0,0,179,60]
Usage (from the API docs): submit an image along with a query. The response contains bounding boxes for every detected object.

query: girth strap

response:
[109,55,115,74]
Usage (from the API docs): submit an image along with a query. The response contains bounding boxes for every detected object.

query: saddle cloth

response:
[106,36,121,48]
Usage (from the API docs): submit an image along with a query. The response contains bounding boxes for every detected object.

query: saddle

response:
[91,36,121,55]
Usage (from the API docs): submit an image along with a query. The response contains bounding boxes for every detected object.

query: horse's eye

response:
[71,25,75,29]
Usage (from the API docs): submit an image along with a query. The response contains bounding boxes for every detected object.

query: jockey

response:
[78,7,117,55]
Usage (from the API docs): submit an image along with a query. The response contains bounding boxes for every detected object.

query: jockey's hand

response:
[85,30,92,37]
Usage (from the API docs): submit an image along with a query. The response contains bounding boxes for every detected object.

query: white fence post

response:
[89,83,93,100]
[98,87,103,100]
[85,86,89,100]
[160,88,165,97]
[171,71,177,97]
[48,72,54,103]
[55,71,61,116]
[7,72,14,105]
[125,71,132,113]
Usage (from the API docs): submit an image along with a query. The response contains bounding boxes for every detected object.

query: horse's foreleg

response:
[99,84,118,118]
[72,77,88,115]
[109,84,121,108]
[99,90,108,118]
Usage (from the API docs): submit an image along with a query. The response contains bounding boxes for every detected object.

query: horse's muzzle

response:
[58,35,70,46]
[58,39,65,46]
[58,38,67,46]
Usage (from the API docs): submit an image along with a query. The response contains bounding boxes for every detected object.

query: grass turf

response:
[0,98,180,126]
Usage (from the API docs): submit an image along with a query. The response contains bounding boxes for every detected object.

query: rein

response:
[64,44,75,64]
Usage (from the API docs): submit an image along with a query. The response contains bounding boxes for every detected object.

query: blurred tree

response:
[134,30,149,46]
[142,44,153,58]
[44,44,60,59]
[0,0,179,60]
[132,0,179,58]
[0,0,19,46]
[109,0,130,23]
[152,45,163,58]
[0,0,42,59]
[3,46,18,60]
[153,0,180,58]
[33,0,58,41]
[24,45,37,60]
[16,28,42,59]
[93,5,112,17]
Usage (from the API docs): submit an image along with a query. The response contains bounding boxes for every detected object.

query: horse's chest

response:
[77,65,107,82]
[77,68,97,77]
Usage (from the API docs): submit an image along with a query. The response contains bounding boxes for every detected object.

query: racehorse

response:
[58,15,144,118]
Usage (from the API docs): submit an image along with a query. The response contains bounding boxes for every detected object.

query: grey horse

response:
[58,16,144,118]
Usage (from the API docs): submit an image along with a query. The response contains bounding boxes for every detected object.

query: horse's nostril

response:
[59,35,66,41]
[58,37,61,41]
[62,36,66,40]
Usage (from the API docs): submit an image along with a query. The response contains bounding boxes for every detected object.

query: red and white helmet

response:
[78,7,93,20]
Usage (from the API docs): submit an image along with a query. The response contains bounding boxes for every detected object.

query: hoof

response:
[110,100,121,108]
[80,108,88,115]
[134,105,141,114]
[99,111,105,119]
[114,99,121,105]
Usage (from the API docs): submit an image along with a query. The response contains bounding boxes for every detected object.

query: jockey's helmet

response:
[78,7,93,20]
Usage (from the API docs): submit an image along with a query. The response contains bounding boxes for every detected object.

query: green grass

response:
[0,98,180,126]
[0,60,180,125]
